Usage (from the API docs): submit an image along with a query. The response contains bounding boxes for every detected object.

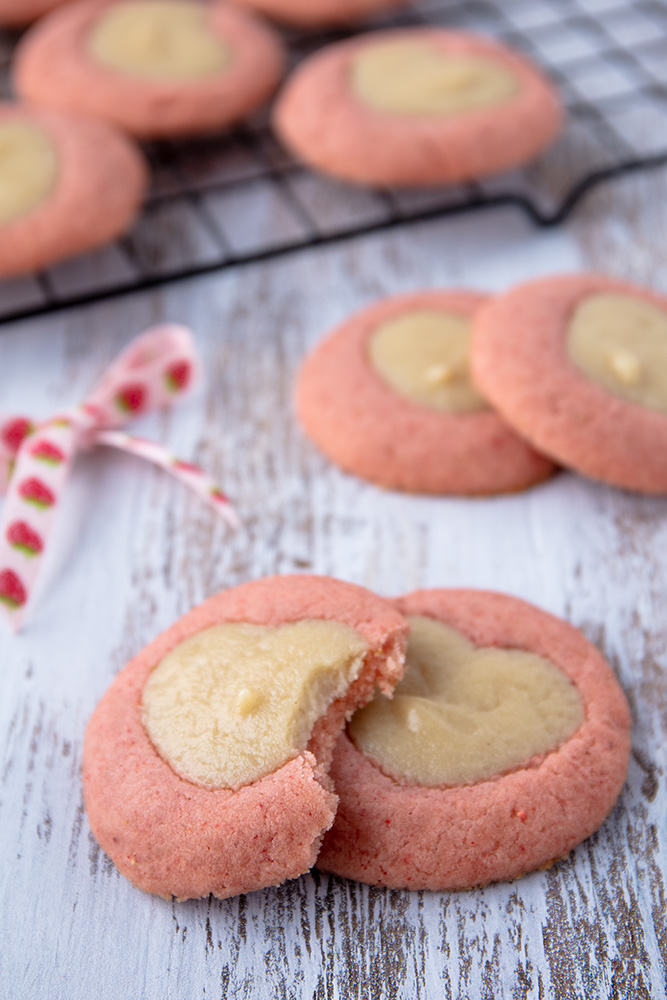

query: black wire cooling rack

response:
[1,0,667,326]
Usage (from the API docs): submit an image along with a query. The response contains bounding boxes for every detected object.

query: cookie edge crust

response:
[317,588,631,890]
[273,28,564,186]
[14,0,287,138]
[0,0,70,26]
[230,0,409,28]
[471,274,667,493]
[0,104,147,277]
[296,290,556,495]
[82,574,408,901]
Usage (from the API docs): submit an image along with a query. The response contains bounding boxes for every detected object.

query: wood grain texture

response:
[1,174,666,999]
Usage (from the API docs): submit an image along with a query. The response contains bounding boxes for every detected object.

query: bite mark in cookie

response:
[83,575,408,900]
[143,619,369,790]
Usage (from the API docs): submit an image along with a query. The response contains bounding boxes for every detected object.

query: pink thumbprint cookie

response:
[296,291,556,495]
[273,28,563,187]
[472,274,667,493]
[14,0,286,139]
[0,103,147,278]
[318,588,631,890]
[83,575,408,900]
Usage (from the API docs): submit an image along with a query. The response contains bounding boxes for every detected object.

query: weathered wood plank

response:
[1,183,666,999]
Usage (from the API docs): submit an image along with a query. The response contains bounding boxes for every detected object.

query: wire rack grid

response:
[1,0,666,326]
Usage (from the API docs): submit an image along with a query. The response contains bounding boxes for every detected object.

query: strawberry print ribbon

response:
[0,324,238,632]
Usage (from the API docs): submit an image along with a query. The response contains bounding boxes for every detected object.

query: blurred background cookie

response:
[318,588,631,890]
[0,0,70,26]
[296,291,556,495]
[273,28,563,187]
[472,274,667,494]
[229,0,410,29]
[14,0,286,139]
[0,103,147,277]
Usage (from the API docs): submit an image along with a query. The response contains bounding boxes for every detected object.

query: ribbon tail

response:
[0,419,78,632]
[96,431,240,530]
[0,415,37,497]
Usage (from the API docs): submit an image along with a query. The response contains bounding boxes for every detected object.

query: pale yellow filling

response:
[568,293,667,412]
[368,309,488,412]
[142,619,369,789]
[349,616,584,787]
[350,39,520,116]
[0,120,57,226]
[87,0,232,80]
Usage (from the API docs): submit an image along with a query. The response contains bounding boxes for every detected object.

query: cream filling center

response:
[87,0,232,80]
[349,616,584,787]
[568,293,667,412]
[368,308,488,412]
[142,619,369,790]
[350,39,520,116]
[0,120,57,226]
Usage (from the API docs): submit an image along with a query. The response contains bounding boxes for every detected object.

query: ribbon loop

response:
[0,325,236,632]
[85,324,202,431]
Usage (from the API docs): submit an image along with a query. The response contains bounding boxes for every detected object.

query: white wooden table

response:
[1,164,666,998]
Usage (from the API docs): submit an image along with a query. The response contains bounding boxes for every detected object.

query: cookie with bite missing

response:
[273,28,563,187]
[471,274,667,494]
[14,0,286,139]
[0,103,147,278]
[230,0,409,29]
[83,574,408,901]
[318,588,631,890]
[296,290,556,495]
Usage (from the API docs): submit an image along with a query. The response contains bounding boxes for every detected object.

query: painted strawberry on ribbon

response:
[30,440,66,466]
[173,458,201,474]
[1,417,34,455]
[7,521,43,557]
[19,478,56,510]
[115,384,146,415]
[0,569,27,610]
[165,361,192,393]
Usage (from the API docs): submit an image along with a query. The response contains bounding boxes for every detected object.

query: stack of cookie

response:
[83,574,630,899]
[297,275,667,496]
[1,0,288,276]
[0,0,565,276]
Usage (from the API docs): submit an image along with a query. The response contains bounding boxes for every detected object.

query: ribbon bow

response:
[0,324,238,632]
